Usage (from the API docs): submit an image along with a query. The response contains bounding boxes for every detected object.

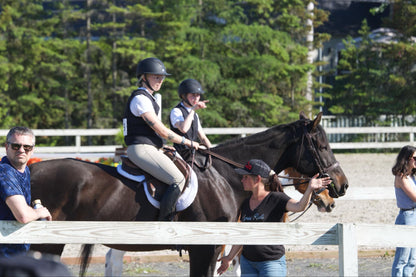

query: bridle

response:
[297,124,341,198]
[299,125,340,176]
[281,124,340,221]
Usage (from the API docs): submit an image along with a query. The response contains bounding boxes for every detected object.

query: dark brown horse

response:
[29,112,348,277]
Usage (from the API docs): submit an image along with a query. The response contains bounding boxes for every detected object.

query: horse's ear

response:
[299,111,307,120]
[312,112,323,130]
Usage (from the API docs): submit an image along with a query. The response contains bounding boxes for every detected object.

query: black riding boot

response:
[158,184,181,221]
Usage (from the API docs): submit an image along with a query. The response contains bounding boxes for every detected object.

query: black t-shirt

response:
[240,192,291,262]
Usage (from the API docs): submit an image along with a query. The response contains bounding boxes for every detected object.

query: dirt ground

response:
[66,255,396,276]
[61,153,401,276]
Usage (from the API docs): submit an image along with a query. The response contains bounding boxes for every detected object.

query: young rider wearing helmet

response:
[122,57,199,221]
[169,79,212,153]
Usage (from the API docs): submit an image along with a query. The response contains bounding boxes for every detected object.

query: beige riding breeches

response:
[127,144,186,190]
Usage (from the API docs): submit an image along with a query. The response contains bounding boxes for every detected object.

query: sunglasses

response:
[7,142,34,152]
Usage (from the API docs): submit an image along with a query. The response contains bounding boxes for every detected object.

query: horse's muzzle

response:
[327,182,348,198]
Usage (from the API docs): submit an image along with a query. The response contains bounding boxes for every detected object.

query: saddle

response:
[120,148,191,201]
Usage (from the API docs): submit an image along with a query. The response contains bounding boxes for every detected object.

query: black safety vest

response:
[123,88,163,148]
[169,102,199,152]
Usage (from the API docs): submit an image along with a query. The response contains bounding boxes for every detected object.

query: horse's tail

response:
[79,244,94,277]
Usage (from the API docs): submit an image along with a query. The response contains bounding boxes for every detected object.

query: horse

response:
[29,112,348,277]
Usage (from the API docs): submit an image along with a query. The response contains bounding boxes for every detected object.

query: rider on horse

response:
[169,78,212,153]
[122,57,199,221]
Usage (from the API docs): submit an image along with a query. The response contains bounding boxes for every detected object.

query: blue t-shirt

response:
[0,156,31,257]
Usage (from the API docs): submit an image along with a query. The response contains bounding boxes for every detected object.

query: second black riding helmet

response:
[178,79,205,98]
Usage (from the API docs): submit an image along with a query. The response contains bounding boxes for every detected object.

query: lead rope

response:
[289,202,313,222]
[283,177,315,222]
[287,187,326,222]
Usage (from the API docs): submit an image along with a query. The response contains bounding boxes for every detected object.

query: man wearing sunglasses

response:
[0,127,51,258]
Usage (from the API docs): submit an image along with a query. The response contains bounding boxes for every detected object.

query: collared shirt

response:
[130,87,160,117]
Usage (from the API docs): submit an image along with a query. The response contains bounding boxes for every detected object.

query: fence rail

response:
[1,220,415,276]
[0,126,415,154]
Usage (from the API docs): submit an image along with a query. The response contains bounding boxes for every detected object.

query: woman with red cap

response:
[217,159,331,276]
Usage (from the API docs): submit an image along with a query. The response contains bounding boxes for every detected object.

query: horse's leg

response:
[103,186,155,276]
[189,245,223,277]
[105,249,126,277]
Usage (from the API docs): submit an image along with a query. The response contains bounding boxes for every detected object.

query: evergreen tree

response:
[0,0,332,145]
[327,19,416,125]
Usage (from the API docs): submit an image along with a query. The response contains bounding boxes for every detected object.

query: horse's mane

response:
[213,119,306,149]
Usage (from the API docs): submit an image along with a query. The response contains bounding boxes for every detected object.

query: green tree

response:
[0,0,71,131]
[0,0,331,145]
[327,19,416,124]
[383,0,416,41]
[151,0,330,126]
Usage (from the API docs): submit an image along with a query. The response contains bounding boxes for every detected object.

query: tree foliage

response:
[327,5,416,125]
[0,0,332,145]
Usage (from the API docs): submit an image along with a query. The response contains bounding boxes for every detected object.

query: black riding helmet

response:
[136,57,171,91]
[178,79,205,102]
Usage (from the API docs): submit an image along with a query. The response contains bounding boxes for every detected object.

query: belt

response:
[401,207,415,211]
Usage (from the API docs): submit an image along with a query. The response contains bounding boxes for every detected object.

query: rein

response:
[196,148,312,184]
[197,148,244,168]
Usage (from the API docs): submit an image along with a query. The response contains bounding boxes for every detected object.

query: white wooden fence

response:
[0,129,121,154]
[0,126,415,155]
[1,220,415,276]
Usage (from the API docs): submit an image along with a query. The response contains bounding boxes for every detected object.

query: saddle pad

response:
[116,165,198,212]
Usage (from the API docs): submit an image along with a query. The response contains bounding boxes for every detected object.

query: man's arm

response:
[6,195,52,223]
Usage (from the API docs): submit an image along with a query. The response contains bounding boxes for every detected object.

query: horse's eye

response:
[319,144,327,151]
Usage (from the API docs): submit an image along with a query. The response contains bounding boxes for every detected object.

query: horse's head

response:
[281,167,335,212]
[276,111,348,198]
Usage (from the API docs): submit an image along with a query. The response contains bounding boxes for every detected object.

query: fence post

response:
[75,135,81,153]
[338,223,358,276]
